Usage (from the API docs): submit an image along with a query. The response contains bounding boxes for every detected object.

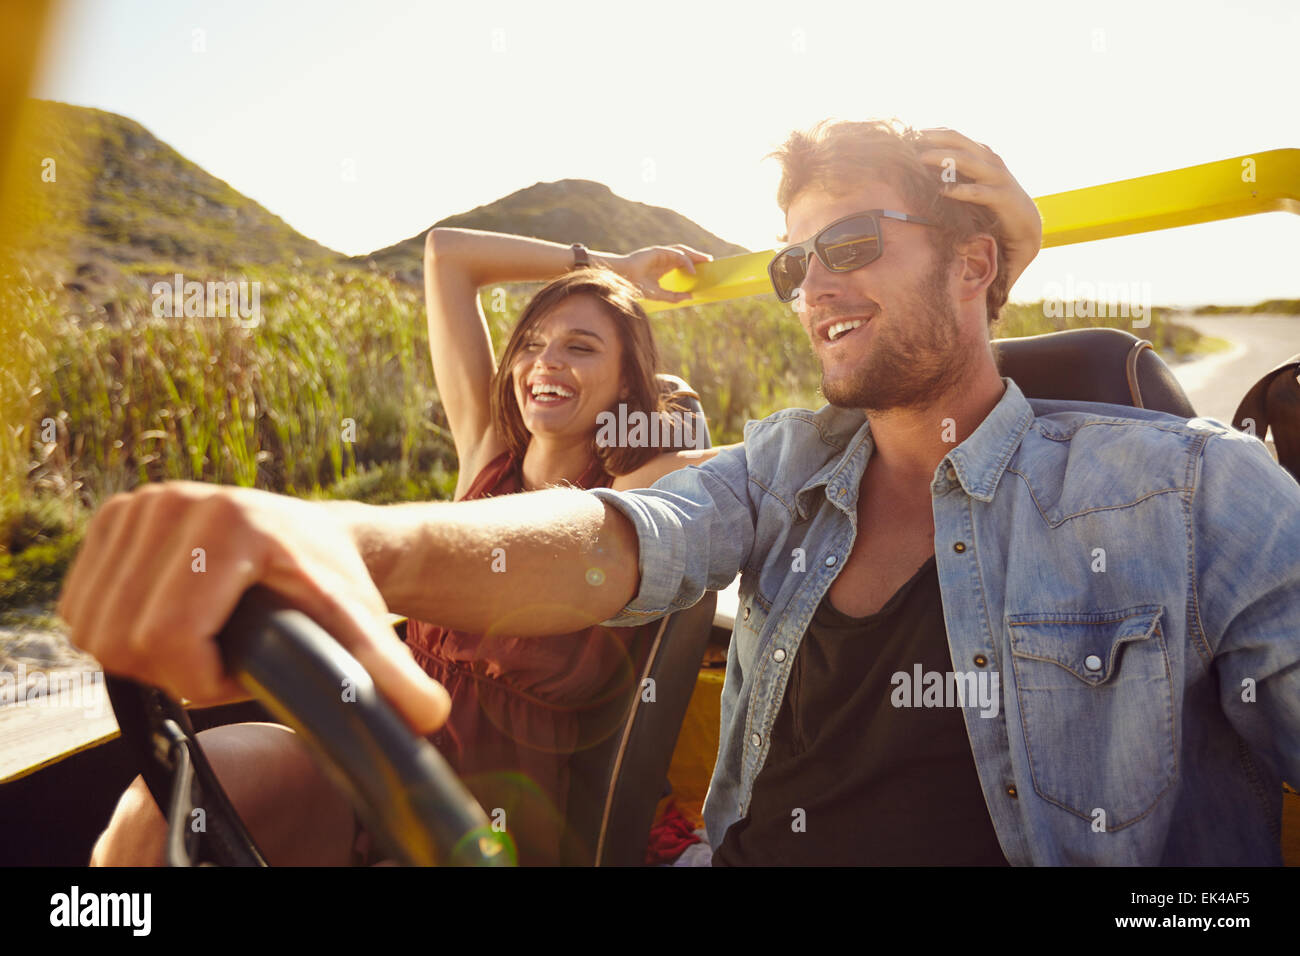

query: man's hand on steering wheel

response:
[58,482,450,735]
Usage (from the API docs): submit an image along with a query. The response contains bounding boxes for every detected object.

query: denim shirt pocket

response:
[1005,604,1176,829]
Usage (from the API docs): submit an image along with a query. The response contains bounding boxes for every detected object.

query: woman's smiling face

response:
[511,293,626,441]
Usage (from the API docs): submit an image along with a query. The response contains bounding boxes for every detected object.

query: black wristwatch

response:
[570,243,590,269]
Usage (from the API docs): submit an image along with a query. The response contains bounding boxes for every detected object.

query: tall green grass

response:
[3,266,454,505]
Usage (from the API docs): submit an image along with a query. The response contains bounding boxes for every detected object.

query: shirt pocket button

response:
[1005,604,1175,828]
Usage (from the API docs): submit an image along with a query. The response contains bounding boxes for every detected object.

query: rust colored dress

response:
[405,451,649,865]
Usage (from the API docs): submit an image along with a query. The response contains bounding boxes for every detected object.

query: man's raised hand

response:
[916,127,1043,289]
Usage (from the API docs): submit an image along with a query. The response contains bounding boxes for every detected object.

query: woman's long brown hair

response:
[489,268,689,477]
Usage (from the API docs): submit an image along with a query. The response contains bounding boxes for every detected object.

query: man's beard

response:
[818,255,973,414]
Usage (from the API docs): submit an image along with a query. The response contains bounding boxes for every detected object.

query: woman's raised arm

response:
[423,229,606,485]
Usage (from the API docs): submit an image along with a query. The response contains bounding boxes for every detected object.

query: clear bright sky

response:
[30,0,1300,306]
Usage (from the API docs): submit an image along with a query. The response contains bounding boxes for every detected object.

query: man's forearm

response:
[327,489,641,634]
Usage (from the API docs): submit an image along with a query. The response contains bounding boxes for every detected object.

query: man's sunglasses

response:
[767,209,936,303]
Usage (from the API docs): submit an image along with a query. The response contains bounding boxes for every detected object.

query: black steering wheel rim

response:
[105,586,515,866]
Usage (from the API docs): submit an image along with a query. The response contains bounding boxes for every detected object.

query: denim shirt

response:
[589,377,1300,865]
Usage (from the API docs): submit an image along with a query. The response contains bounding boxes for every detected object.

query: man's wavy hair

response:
[489,268,691,478]
[769,119,1009,325]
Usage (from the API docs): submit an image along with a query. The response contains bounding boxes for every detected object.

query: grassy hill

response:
[3,100,344,302]
[357,178,749,283]
[3,101,750,302]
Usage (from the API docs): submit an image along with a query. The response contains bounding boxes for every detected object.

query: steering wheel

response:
[105,586,515,866]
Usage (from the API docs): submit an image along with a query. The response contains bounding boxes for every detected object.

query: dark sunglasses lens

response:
[770,249,807,301]
[817,216,880,271]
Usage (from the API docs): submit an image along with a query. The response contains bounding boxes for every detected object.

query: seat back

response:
[992,327,1197,416]
[563,594,717,865]
[1233,352,1300,484]
[562,373,715,865]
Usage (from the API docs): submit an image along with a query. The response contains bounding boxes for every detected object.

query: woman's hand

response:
[57,482,451,735]
[916,128,1043,289]
[609,244,713,303]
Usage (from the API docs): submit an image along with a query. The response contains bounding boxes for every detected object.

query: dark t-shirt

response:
[713,555,1009,866]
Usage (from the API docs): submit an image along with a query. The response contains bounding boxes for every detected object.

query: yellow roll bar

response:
[644,148,1300,314]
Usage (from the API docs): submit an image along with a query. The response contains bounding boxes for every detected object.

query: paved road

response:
[1167,314,1300,426]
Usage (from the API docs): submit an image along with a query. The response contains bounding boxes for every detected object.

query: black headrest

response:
[993,328,1197,417]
